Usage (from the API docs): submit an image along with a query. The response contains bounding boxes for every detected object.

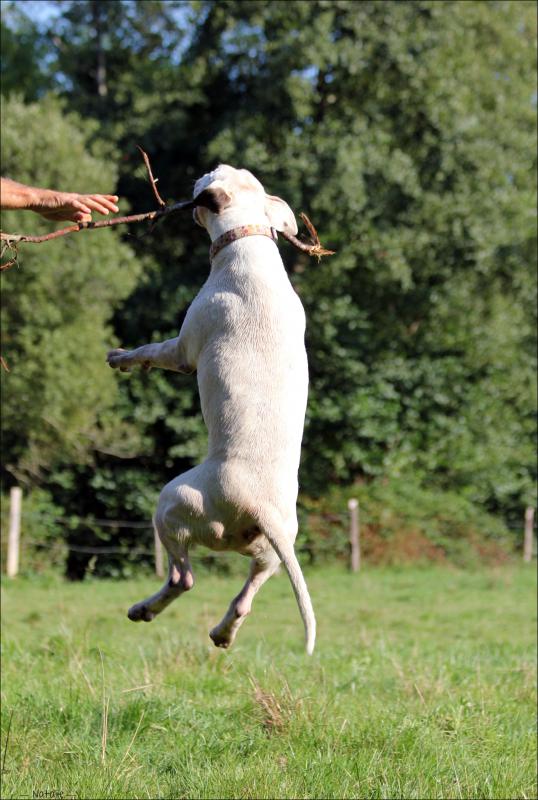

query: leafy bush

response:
[297,478,513,568]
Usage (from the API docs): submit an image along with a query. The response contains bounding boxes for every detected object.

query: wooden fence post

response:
[154,527,165,578]
[7,486,22,577]
[523,506,535,563]
[348,498,360,572]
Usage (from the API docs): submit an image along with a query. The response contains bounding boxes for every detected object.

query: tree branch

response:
[279,212,335,260]
[136,146,166,207]
[0,200,194,248]
[0,148,334,269]
[0,198,195,272]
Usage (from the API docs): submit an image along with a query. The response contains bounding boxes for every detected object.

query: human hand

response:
[33,190,119,223]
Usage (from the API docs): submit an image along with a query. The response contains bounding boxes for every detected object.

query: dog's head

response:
[192,165,298,236]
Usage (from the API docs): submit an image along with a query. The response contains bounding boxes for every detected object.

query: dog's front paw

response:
[107,348,133,373]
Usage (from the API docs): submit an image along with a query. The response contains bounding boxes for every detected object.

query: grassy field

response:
[1,563,536,799]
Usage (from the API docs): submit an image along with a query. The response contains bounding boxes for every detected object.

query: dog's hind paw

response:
[209,628,232,648]
[127,604,155,622]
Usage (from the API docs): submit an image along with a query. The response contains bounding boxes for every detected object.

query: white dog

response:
[107,165,316,654]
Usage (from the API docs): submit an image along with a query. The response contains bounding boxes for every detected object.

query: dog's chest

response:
[182,268,305,362]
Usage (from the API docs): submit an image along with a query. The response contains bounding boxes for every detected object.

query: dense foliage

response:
[1,0,536,574]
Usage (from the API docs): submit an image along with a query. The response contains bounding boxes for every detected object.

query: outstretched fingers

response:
[38,192,120,223]
[77,194,120,216]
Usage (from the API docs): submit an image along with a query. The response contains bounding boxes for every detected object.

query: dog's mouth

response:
[192,186,233,215]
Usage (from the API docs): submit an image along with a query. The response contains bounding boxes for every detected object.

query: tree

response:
[44,1,538,519]
[0,1,53,101]
[1,95,140,482]
[2,0,535,564]
[177,0,537,516]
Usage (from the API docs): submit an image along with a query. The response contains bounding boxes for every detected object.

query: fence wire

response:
[4,509,237,560]
[1,498,536,567]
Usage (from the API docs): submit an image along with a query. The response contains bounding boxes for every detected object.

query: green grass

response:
[1,564,536,799]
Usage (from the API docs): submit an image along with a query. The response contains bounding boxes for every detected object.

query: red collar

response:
[209,225,278,262]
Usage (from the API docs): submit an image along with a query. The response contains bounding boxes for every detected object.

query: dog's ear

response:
[194,186,232,215]
[264,194,298,235]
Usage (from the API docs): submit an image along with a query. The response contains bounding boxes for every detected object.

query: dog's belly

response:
[197,343,308,461]
[199,523,268,557]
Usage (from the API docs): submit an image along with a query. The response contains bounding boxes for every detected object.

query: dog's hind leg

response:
[127,534,194,623]
[209,548,280,649]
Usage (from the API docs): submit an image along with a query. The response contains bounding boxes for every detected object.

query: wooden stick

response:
[0,256,17,272]
[280,212,335,259]
[136,146,166,207]
[1,147,335,266]
[0,199,194,247]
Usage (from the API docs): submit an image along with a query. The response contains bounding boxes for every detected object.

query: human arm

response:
[0,178,119,222]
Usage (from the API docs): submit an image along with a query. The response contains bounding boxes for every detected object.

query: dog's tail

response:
[263,529,316,655]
